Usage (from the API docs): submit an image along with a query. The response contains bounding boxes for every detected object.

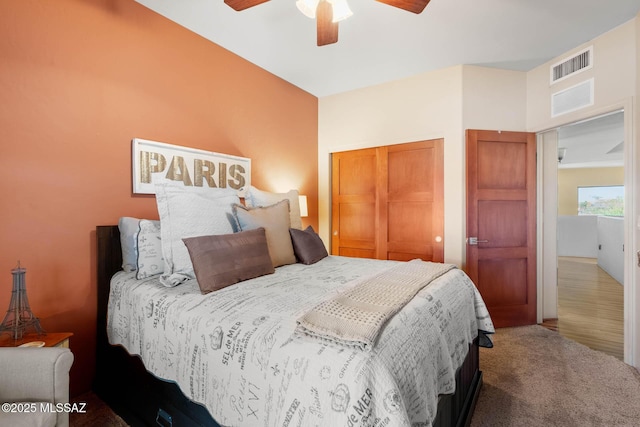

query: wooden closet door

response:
[386,140,444,262]
[331,140,444,262]
[331,148,379,258]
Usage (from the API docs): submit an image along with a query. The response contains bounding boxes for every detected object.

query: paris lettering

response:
[139,150,246,190]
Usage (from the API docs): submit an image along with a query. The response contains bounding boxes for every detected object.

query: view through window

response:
[578,185,624,216]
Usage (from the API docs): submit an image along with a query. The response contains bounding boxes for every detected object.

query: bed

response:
[95,223,493,427]
[94,180,492,427]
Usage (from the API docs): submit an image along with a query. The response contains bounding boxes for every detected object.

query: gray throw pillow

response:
[289,226,328,265]
[182,228,275,294]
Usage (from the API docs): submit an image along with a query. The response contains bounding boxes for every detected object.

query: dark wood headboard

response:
[96,226,122,362]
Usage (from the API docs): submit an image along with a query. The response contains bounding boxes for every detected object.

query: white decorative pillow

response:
[118,217,142,272]
[245,186,303,229]
[155,181,240,287]
[136,220,163,279]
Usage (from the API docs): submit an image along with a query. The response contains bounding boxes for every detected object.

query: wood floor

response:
[550,256,624,360]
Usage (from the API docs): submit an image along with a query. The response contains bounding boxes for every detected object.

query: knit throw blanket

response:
[295,259,456,351]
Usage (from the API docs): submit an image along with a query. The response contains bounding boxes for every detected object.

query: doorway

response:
[538,109,630,362]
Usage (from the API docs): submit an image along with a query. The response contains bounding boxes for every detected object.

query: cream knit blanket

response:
[295,259,456,351]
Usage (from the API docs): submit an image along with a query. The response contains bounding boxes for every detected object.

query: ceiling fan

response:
[223,0,432,46]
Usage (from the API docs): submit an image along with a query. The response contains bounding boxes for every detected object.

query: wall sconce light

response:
[558,147,567,163]
[299,195,309,218]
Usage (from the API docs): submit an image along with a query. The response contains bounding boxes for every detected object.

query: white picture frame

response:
[132,138,251,196]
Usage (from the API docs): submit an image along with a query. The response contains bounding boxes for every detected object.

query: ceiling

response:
[557,110,625,169]
[135,0,640,97]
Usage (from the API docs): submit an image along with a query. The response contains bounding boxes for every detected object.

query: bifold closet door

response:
[331,140,444,262]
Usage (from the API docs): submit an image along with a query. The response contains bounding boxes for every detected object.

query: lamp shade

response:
[298,195,309,217]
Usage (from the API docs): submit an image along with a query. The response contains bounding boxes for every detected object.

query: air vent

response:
[551,78,594,117]
[550,46,593,85]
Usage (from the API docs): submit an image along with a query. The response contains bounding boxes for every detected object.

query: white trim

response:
[534,99,636,368]
[622,101,636,366]
[536,135,544,323]
[537,130,559,323]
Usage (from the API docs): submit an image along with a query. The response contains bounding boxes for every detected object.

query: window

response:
[578,185,624,216]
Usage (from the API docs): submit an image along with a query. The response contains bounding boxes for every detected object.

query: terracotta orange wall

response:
[0,0,318,396]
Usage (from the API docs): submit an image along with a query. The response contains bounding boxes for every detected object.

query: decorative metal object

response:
[0,262,45,340]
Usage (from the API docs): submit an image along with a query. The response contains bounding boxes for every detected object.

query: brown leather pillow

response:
[289,226,328,265]
[182,228,275,294]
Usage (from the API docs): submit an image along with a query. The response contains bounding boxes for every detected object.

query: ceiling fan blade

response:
[375,0,431,14]
[316,0,338,46]
[224,0,270,11]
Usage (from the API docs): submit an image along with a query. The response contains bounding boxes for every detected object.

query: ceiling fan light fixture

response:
[328,0,353,22]
[296,0,319,18]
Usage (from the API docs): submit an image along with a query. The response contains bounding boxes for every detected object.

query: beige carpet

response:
[70,325,640,426]
[471,325,640,427]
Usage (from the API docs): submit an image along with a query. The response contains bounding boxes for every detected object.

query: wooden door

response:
[331,147,378,259]
[466,130,536,327]
[386,140,444,261]
[332,140,444,262]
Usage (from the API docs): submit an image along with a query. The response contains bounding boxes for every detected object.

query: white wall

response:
[462,66,527,130]
[318,65,527,267]
[527,19,637,132]
[557,215,599,258]
[634,7,640,371]
[318,65,465,265]
[598,216,625,285]
[319,15,639,367]
[528,16,637,365]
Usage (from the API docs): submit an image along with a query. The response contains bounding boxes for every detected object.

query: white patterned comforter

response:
[107,256,494,427]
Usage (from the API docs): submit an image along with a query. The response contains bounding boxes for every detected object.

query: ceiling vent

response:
[551,78,594,117]
[550,46,593,85]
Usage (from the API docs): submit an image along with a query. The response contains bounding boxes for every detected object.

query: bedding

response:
[135,219,164,280]
[233,200,297,267]
[244,186,303,229]
[154,182,239,287]
[182,228,275,293]
[118,217,163,277]
[107,255,494,427]
[296,259,457,351]
[289,225,328,265]
[118,217,141,272]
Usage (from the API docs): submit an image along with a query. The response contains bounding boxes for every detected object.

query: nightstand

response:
[0,332,73,348]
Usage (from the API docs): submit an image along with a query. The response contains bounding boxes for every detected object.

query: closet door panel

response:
[331,149,378,259]
[385,140,444,262]
[331,140,444,263]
